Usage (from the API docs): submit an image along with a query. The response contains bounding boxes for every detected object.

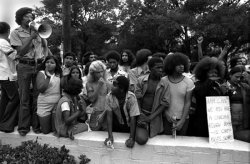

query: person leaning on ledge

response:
[10,7,49,136]
[104,76,141,148]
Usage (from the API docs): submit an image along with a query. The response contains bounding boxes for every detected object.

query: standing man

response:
[10,7,49,136]
[104,76,140,148]
[0,22,20,132]
[128,49,151,92]
[62,52,76,76]
[135,57,170,144]
[105,50,128,83]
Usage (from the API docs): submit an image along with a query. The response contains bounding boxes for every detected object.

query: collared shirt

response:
[10,26,44,60]
[105,91,140,126]
[106,66,128,83]
[128,66,150,91]
[135,75,171,137]
[0,38,17,81]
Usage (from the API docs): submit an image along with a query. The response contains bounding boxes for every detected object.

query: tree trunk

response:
[62,0,71,53]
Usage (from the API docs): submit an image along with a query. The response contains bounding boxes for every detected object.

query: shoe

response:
[19,131,27,136]
[33,129,42,134]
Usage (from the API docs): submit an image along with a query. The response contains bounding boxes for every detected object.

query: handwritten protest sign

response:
[206,96,234,143]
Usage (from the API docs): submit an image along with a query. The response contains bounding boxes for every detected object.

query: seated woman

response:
[86,60,110,131]
[222,66,250,142]
[36,56,62,134]
[54,78,88,140]
[187,57,225,137]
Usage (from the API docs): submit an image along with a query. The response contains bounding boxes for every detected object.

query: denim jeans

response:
[0,80,19,132]
[17,63,40,133]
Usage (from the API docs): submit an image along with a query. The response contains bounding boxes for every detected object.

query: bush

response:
[0,140,90,164]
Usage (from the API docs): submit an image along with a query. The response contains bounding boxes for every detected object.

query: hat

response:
[15,7,34,25]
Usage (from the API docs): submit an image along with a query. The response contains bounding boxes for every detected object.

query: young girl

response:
[55,78,88,140]
[36,56,62,134]
[163,53,195,136]
[222,67,250,135]
[68,65,82,80]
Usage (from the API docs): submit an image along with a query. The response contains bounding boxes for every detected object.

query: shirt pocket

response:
[19,33,32,45]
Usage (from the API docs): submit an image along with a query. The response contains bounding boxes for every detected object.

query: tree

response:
[36,0,119,61]
[117,0,250,60]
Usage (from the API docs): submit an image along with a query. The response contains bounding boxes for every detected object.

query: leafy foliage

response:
[35,0,250,61]
[36,0,119,60]
[0,140,90,164]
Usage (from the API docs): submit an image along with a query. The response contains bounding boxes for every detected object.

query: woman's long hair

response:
[87,60,107,83]
[67,65,82,80]
[163,52,189,75]
[194,57,225,82]
[38,55,62,76]
[120,49,135,66]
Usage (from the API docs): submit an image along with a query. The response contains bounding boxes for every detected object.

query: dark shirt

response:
[141,79,158,114]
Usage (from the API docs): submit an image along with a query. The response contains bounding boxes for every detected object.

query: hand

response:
[165,111,177,123]
[45,69,51,78]
[208,42,215,49]
[63,68,70,76]
[98,77,105,86]
[29,21,36,29]
[104,137,114,146]
[223,40,231,50]
[138,114,151,123]
[125,138,135,148]
[240,82,249,89]
[173,119,185,131]
[197,36,203,44]
[77,97,86,112]
[220,83,229,95]
[242,71,250,81]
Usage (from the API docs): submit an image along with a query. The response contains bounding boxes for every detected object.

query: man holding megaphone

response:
[10,7,50,136]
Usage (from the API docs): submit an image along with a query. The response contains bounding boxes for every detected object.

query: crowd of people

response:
[0,7,250,149]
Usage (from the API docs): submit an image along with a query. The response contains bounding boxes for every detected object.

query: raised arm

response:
[36,71,51,93]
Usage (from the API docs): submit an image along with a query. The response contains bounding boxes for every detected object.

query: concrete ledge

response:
[0,130,250,164]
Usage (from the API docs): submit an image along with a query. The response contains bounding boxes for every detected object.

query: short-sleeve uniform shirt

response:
[105,91,140,126]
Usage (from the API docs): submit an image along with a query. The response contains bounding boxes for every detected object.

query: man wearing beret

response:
[10,7,49,136]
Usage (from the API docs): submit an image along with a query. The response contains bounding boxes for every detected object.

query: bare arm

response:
[197,36,203,61]
[149,105,165,121]
[129,116,137,140]
[63,110,81,126]
[107,110,113,139]
[36,71,50,93]
[14,32,38,57]
[175,90,192,130]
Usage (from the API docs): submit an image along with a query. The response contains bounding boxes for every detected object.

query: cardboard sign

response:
[206,96,234,143]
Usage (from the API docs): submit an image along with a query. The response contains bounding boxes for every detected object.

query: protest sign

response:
[206,96,234,143]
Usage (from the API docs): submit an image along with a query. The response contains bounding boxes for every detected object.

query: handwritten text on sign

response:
[206,96,234,143]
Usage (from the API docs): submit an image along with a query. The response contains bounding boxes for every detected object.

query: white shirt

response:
[106,66,128,83]
[0,38,17,81]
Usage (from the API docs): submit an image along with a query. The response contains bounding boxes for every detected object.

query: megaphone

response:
[29,22,52,39]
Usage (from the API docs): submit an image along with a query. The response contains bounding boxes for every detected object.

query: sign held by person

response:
[206,96,234,143]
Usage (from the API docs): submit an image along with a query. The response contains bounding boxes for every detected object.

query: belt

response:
[19,59,43,66]
[19,59,36,66]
